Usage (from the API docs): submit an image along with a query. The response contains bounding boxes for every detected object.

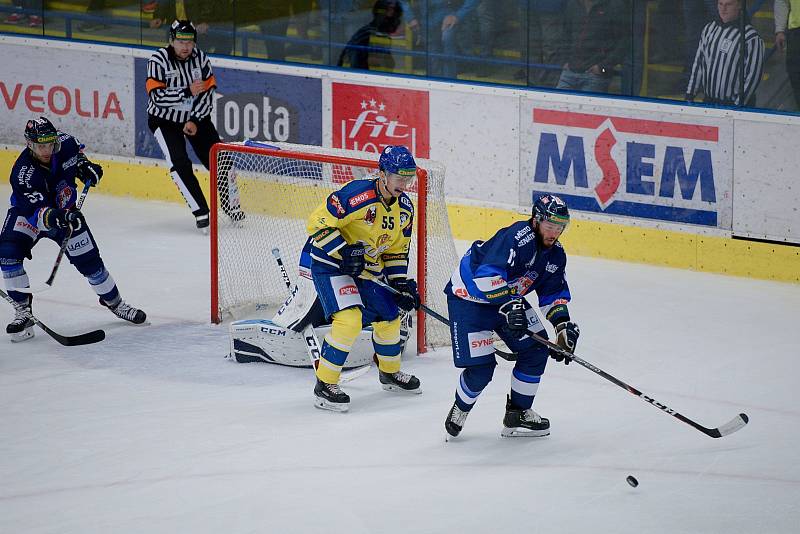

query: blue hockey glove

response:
[389,278,420,311]
[76,153,103,187]
[339,243,366,277]
[499,299,529,333]
[550,321,580,365]
[43,207,84,232]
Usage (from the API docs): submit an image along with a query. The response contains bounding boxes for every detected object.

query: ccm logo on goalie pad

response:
[468,331,495,357]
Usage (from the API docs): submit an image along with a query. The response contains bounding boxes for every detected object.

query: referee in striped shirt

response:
[146,20,220,232]
[686,0,765,107]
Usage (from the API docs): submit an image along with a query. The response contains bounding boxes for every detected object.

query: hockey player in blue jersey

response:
[1,117,146,342]
[443,194,580,438]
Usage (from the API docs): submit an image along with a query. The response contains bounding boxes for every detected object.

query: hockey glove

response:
[499,299,529,333]
[76,153,103,187]
[43,207,84,232]
[389,278,420,311]
[339,244,366,277]
[550,321,580,365]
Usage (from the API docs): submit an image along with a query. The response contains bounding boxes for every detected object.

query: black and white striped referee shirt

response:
[686,17,765,106]
[146,46,216,123]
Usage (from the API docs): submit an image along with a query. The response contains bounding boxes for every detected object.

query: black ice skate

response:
[378,369,422,394]
[445,402,469,439]
[501,395,550,438]
[195,213,210,234]
[100,298,147,324]
[6,295,34,343]
[314,378,350,412]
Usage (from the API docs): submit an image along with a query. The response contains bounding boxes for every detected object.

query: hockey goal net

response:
[210,141,457,353]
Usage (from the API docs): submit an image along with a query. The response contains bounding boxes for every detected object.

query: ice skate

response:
[195,213,209,235]
[379,369,421,394]
[6,295,34,342]
[444,402,469,440]
[313,378,350,412]
[101,298,147,324]
[500,395,550,438]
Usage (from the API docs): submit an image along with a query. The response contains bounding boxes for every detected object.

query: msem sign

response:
[523,106,733,228]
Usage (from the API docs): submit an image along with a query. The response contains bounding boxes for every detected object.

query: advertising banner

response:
[0,43,135,156]
[521,101,734,229]
[134,58,322,159]
[331,82,429,159]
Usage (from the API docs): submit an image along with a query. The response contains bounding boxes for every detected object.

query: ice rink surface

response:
[1,193,799,534]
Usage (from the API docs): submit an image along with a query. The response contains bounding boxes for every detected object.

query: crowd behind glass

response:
[1,0,796,113]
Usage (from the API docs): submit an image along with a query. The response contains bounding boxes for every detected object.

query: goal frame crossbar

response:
[209,142,431,352]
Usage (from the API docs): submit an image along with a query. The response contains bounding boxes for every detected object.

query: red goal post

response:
[209,141,457,353]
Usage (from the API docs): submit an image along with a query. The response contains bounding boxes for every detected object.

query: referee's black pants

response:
[148,115,220,218]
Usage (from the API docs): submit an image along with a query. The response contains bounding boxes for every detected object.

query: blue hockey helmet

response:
[24,116,60,156]
[378,145,417,181]
[533,194,570,228]
[170,19,197,42]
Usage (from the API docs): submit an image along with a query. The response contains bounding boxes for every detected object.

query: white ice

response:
[1,191,799,534]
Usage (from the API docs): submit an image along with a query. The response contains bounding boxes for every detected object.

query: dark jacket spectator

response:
[338,0,404,70]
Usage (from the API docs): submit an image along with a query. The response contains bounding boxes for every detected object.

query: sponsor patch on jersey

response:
[467,331,495,358]
[364,205,377,225]
[16,165,34,188]
[13,216,38,239]
[329,194,345,216]
[62,154,78,171]
[399,212,409,227]
[545,262,559,273]
[518,232,535,247]
[399,195,413,211]
[56,184,73,209]
[66,231,94,257]
[349,189,376,208]
[377,233,390,247]
[331,275,363,310]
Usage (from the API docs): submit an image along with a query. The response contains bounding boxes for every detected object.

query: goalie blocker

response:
[229,268,412,368]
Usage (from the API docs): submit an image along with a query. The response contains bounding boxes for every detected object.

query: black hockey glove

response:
[43,207,84,232]
[550,321,580,365]
[339,243,366,277]
[76,153,103,187]
[389,278,420,311]
[499,299,529,333]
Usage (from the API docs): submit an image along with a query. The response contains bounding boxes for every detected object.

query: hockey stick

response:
[364,273,748,439]
[17,181,93,294]
[270,249,371,383]
[525,332,749,438]
[0,288,105,346]
[359,272,514,360]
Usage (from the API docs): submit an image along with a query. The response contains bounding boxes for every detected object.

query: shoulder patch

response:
[399,195,413,211]
[328,194,345,216]
[349,189,377,208]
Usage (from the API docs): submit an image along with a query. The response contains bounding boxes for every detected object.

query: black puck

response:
[626,475,639,488]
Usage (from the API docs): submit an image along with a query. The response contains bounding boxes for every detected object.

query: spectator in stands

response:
[337,0,404,70]
[556,0,628,94]
[78,0,110,32]
[234,2,292,61]
[528,0,566,87]
[425,0,479,79]
[150,0,233,55]
[775,0,800,108]
[686,0,765,106]
[4,0,42,27]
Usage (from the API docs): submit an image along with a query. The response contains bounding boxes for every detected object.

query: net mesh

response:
[211,141,457,350]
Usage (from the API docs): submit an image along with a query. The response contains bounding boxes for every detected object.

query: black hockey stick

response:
[0,288,105,346]
[365,273,748,439]
[525,332,749,438]
[17,181,93,293]
[270,249,370,382]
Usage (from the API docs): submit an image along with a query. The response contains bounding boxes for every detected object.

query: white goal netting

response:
[210,141,457,352]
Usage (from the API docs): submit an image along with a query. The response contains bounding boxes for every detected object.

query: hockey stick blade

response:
[340,364,372,383]
[0,288,105,346]
[705,413,749,438]
[13,283,54,294]
[38,321,106,346]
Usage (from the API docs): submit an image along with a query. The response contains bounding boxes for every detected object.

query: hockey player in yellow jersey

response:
[305,145,422,412]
